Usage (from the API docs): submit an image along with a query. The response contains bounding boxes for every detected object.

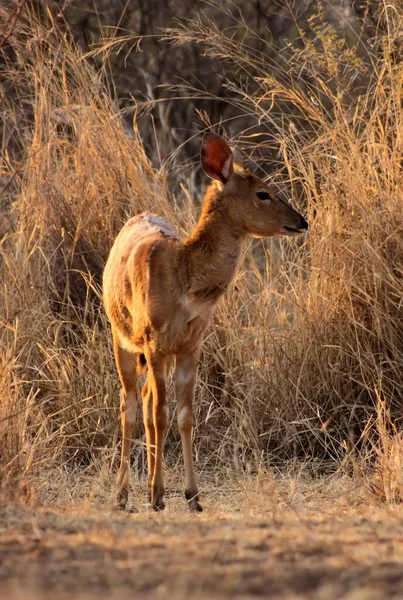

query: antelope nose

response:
[300,216,308,230]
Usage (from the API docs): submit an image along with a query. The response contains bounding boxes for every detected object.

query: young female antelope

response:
[103,133,308,512]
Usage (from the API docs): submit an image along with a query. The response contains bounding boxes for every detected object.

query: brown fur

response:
[103,134,308,511]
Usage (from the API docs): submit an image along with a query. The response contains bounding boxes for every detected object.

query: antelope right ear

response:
[201,133,234,183]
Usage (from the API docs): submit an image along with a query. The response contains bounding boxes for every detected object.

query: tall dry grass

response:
[0,9,177,493]
[1,3,402,502]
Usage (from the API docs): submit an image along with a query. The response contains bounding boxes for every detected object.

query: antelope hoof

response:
[116,496,138,513]
[150,483,165,511]
[116,489,129,511]
[185,491,203,512]
[152,497,165,511]
[117,504,139,514]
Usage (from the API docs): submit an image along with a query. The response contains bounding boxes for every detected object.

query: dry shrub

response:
[0,3,402,499]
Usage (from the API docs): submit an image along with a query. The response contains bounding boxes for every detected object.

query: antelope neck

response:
[180,191,245,298]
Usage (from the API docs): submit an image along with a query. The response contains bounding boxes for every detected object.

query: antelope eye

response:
[256,191,270,201]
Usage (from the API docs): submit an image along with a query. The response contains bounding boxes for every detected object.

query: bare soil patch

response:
[1,481,403,600]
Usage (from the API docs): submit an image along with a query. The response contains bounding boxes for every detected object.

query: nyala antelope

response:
[103,133,308,512]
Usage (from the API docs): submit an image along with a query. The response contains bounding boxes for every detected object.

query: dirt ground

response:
[2,478,403,600]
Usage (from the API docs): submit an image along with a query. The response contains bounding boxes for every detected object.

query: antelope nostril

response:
[301,216,308,230]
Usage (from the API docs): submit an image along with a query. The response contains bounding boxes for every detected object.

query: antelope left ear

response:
[201,133,234,183]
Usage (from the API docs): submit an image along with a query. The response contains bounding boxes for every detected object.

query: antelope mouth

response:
[281,225,306,236]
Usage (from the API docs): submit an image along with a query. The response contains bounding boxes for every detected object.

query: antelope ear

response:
[201,133,234,183]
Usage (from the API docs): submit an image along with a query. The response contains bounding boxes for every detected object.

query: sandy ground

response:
[1,479,403,600]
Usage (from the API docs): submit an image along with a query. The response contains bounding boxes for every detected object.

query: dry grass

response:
[0,1,402,514]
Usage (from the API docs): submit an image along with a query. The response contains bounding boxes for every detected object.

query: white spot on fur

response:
[181,293,218,323]
[181,295,203,321]
[177,406,190,429]
[125,213,179,240]
[117,332,144,354]
[176,368,193,387]
[145,214,179,239]
[125,395,137,424]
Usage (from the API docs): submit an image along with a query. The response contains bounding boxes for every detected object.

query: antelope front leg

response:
[141,379,155,502]
[175,352,202,512]
[146,350,168,510]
